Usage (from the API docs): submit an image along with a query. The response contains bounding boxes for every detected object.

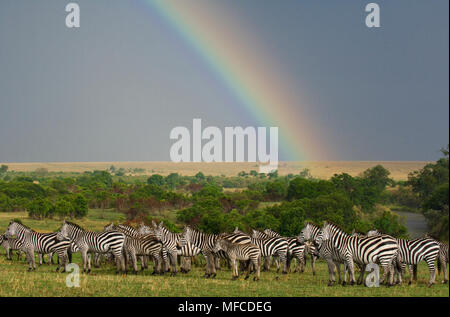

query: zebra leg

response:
[344,257,356,286]
[425,257,437,287]
[311,255,317,276]
[81,250,88,273]
[280,254,288,274]
[215,256,221,271]
[231,259,238,280]
[442,256,448,284]
[131,252,138,275]
[357,264,366,285]
[168,251,178,277]
[263,256,270,272]
[326,259,336,286]
[26,248,35,271]
[6,247,11,260]
[38,253,43,266]
[254,258,261,281]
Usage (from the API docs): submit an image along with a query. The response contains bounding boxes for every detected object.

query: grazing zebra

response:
[250,230,288,274]
[213,236,261,281]
[56,221,126,274]
[263,228,309,274]
[122,234,163,274]
[0,234,24,260]
[5,221,71,272]
[180,226,251,278]
[367,231,440,287]
[317,222,399,286]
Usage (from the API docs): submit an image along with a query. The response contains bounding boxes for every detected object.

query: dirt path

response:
[393,210,428,238]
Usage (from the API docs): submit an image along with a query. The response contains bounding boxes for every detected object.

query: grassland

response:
[0,210,448,297]
[2,161,430,180]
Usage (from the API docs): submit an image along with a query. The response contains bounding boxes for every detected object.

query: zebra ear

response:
[351,229,356,234]
[152,220,157,228]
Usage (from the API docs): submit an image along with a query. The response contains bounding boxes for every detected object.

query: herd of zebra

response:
[1,220,448,288]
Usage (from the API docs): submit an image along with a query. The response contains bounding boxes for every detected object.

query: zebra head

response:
[137,222,153,235]
[5,221,20,238]
[367,229,381,237]
[104,223,115,231]
[251,229,266,239]
[298,223,316,244]
[57,222,70,241]
[213,238,228,253]
[179,226,190,247]
[263,228,281,238]
[153,222,166,242]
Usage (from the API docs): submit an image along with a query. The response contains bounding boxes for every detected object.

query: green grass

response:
[0,211,448,297]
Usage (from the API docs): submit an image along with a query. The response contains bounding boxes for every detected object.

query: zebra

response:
[436,240,449,284]
[152,221,183,276]
[424,234,450,284]
[180,226,251,278]
[367,231,440,287]
[0,234,24,260]
[5,221,71,272]
[263,228,308,274]
[250,229,288,274]
[317,222,399,286]
[104,223,156,270]
[213,236,261,281]
[296,223,322,275]
[56,221,126,274]
[122,234,164,274]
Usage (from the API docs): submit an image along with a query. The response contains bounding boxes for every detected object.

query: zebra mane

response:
[12,221,35,232]
[324,222,348,234]
[304,222,321,229]
[64,221,85,231]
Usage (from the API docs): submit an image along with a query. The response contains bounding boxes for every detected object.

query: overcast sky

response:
[0,0,448,162]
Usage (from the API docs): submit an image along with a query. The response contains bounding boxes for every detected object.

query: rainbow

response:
[141,0,327,161]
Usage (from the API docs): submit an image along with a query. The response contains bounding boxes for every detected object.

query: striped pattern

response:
[213,237,260,281]
[5,221,71,272]
[123,234,163,274]
[0,234,24,260]
[56,221,126,274]
[318,222,399,286]
[368,231,440,286]
[180,226,251,278]
[250,230,288,274]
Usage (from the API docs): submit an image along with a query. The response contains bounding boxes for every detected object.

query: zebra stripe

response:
[180,226,251,278]
[123,234,163,274]
[250,230,288,274]
[5,221,71,272]
[0,234,24,260]
[56,221,126,274]
[263,228,310,274]
[213,238,261,281]
[367,231,440,286]
[317,222,399,286]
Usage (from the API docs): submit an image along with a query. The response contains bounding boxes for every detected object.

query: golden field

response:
[2,161,429,180]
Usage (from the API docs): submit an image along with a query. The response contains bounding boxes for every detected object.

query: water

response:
[393,210,428,239]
